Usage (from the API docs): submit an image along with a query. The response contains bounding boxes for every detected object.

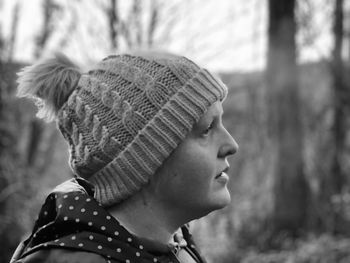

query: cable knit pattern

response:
[56,53,227,207]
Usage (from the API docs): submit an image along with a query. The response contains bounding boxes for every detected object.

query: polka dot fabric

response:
[12,178,205,263]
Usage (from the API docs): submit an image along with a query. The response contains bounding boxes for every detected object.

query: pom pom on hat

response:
[17,53,81,121]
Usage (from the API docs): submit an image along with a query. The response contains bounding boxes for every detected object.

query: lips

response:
[215,172,228,179]
[215,173,223,179]
[215,172,229,184]
[215,166,230,179]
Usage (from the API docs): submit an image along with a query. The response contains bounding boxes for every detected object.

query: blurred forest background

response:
[1,0,350,262]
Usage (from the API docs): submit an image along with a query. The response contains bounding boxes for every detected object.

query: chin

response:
[204,190,231,215]
[213,192,231,209]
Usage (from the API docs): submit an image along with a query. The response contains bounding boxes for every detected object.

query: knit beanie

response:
[17,52,228,207]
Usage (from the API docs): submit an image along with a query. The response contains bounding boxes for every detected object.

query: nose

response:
[218,127,239,158]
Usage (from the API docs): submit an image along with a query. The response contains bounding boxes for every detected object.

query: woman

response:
[10,51,238,263]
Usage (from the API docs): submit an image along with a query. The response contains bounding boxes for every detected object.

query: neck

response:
[108,190,186,244]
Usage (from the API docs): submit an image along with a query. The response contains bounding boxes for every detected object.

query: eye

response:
[203,121,214,136]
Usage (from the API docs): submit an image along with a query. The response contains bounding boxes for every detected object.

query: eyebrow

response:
[194,108,223,129]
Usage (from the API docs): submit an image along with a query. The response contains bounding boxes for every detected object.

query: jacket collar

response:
[13,178,204,263]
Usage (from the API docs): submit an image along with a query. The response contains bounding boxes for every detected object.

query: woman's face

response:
[150,101,238,219]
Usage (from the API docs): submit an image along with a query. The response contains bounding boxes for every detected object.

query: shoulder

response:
[15,248,108,263]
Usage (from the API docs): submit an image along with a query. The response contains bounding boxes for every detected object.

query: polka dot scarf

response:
[12,178,205,263]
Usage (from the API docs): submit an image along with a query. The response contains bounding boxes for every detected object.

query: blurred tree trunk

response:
[331,0,346,198]
[320,0,350,234]
[0,10,22,262]
[266,0,308,238]
[0,55,7,263]
[0,60,25,263]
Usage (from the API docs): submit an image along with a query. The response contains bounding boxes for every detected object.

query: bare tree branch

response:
[7,1,20,62]
[34,0,62,58]
[147,0,158,47]
[107,0,119,50]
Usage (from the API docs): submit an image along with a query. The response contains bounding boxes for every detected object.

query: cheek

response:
[152,137,219,206]
[167,148,215,196]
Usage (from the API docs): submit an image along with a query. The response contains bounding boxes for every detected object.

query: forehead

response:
[198,101,223,122]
